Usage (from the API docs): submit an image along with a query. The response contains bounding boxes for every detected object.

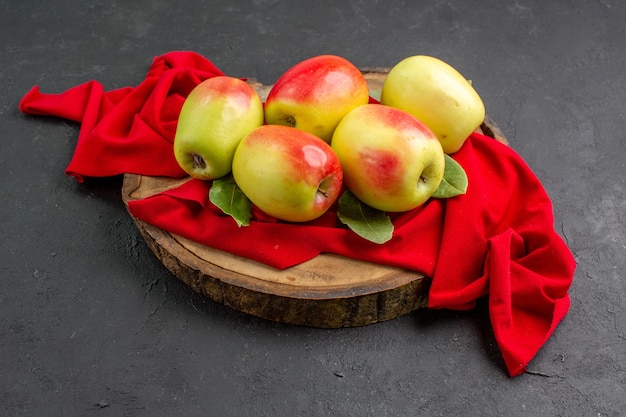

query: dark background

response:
[2,0,625,416]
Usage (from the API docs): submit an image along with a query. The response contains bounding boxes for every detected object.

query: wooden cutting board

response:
[121,70,507,328]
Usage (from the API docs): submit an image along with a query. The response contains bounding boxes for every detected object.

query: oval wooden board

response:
[121,70,507,328]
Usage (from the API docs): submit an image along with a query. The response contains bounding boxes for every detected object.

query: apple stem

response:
[192,153,206,170]
[285,115,296,127]
[420,175,428,183]
[318,189,329,198]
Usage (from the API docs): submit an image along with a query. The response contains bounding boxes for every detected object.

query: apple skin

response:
[174,76,264,180]
[331,104,445,212]
[264,55,370,143]
[231,125,343,223]
[380,55,485,154]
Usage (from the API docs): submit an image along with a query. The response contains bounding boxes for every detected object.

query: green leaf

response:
[337,190,394,244]
[369,90,381,101]
[431,154,468,199]
[209,174,252,227]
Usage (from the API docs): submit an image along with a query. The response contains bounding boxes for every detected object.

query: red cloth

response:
[19,51,224,182]
[19,51,575,377]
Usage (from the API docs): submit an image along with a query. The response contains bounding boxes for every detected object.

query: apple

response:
[174,76,264,180]
[331,104,445,212]
[264,54,370,143]
[380,55,485,154]
[231,125,343,222]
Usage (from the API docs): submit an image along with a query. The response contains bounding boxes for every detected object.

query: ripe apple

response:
[331,104,445,212]
[231,125,343,222]
[174,76,264,180]
[264,54,370,143]
[380,55,485,154]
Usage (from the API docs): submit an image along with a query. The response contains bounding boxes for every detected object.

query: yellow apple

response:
[174,76,264,180]
[331,104,445,212]
[264,55,370,143]
[380,55,485,154]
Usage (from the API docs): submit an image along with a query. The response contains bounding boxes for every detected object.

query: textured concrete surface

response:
[2,0,625,416]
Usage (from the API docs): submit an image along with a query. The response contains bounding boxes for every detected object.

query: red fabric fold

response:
[19,51,576,377]
[19,51,224,182]
[126,178,445,272]
[427,135,576,376]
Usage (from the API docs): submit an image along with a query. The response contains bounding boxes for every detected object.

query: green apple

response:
[264,54,370,143]
[331,104,445,212]
[174,76,264,180]
[232,125,343,222]
[380,55,485,154]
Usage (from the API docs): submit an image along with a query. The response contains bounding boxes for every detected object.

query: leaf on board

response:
[431,154,468,199]
[209,174,252,227]
[337,190,393,244]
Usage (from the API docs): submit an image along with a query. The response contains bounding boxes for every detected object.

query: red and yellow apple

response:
[231,125,343,222]
[264,55,370,143]
[380,55,485,154]
[174,76,264,180]
[331,104,445,212]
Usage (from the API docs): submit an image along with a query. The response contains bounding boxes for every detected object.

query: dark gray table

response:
[2,1,625,416]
